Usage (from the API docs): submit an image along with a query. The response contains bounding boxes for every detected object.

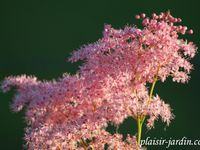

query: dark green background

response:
[0,0,199,150]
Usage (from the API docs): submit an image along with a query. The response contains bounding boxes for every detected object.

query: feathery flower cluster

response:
[1,11,197,150]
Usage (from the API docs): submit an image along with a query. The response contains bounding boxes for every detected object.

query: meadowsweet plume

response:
[1,11,197,150]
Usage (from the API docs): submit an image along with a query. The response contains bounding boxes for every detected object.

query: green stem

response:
[147,67,159,104]
[137,74,157,145]
[137,118,143,146]
[137,66,160,148]
[81,139,87,150]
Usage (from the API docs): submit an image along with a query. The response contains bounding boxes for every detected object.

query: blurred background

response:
[0,0,199,149]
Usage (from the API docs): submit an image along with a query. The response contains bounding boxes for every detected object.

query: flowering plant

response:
[1,11,197,150]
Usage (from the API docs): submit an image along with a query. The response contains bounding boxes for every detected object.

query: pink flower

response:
[1,11,197,150]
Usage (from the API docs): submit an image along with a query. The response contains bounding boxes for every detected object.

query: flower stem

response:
[137,66,160,148]
[147,66,160,105]
[137,118,143,146]
[81,139,88,150]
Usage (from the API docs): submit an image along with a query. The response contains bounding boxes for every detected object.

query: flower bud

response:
[141,13,146,19]
[152,13,157,18]
[142,18,149,26]
[135,15,140,19]
[187,29,193,34]
[177,18,182,22]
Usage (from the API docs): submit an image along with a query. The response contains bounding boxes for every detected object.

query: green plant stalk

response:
[137,118,143,145]
[81,139,88,150]
[136,66,160,147]
[147,73,158,105]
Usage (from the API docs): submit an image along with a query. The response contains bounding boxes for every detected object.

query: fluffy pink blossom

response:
[1,11,197,150]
